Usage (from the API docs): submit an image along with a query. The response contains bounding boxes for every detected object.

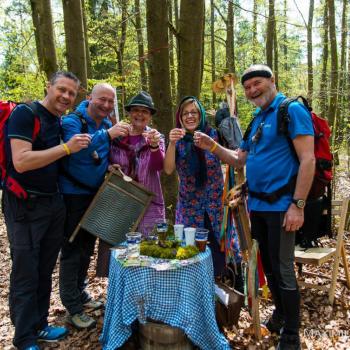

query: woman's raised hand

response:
[143,128,161,148]
[169,128,185,144]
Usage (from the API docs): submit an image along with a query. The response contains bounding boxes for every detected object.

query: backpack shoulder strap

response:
[71,111,88,133]
[242,117,255,142]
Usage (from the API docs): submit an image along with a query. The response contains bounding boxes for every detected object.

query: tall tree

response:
[62,0,87,100]
[307,0,314,105]
[82,0,92,79]
[252,0,258,64]
[327,0,338,131]
[168,0,176,101]
[283,0,288,70]
[30,0,57,80]
[335,0,348,142]
[177,0,205,99]
[210,0,216,105]
[319,0,329,118]
[266,0,275,69]
[134,0,148,91]
[146,0,176,210]
[273,16,278,88]
[226,0,235,73]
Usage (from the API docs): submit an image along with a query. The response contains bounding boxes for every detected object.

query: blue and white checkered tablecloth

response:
[100,248,231,350]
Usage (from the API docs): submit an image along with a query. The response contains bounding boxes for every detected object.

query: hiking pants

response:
[250,211,300,334]
[3,190,65,350]
[59,194,96,316]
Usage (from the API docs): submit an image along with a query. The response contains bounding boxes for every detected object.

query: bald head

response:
[88,83,115,121]
[91,83,115,98]
[241,65,274,85]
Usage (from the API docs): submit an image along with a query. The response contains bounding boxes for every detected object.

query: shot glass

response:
[195,228,209,252]
[173,224,184,242]
[184,227,196,246]
[125,232,142,259]
[156,220,169,241]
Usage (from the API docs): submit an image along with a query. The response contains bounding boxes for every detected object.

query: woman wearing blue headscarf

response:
[164,96,225,276]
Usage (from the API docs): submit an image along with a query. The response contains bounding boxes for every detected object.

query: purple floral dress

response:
[175,127,223,243]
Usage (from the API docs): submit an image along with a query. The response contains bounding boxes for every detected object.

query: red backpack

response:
[278,96,333,199]
[0,101,41,199]
[278,96,333,247]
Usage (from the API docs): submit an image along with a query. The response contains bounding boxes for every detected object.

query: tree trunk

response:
[252,0,258,64]
[210,0,216,106]
[177,0,205,99]
[266,0,274,69]
[82,0,92,79]
[283,0,288,70]
[226,0,235,73]
[319,0,329,119]
[135,0,148,91]
[327,0,338,132]
[273,17,278,89]
[146,0,176,213]
[30,0,58,80]
[335,0,348,143]
[62,0,88,101]
[168,0,176,101]
[117,0,128,108]
[307,0,314,106]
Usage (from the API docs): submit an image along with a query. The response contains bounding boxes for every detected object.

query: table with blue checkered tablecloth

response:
[100,248,231,350]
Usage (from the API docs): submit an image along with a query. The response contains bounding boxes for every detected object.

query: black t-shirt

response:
[7,101,61,194]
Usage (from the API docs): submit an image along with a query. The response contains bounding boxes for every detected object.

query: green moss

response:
[140,241,199,260]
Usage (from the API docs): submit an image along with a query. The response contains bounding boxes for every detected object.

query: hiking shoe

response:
[24,346,40,350]
[37,325,68,342]
[83,299,104,310]
[67,312,96,330]
[263,316,285,334]
[276,332,301,350]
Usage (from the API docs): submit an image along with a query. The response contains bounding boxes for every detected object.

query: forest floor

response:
[0,159,350,350]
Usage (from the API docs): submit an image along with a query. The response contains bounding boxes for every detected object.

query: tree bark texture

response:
[226,0,235,74]
[210,0,216,106]
[327,0,338,131]
[146,0,177,211]
[30,0,58,80]
[62,0,88,99]
[252,0,258,64]
[266,0,274,69]
[307,0,314,106]
[320,0,329,119]
[82,0,92,79]
[177,0,205,100]
[168,0,176,102]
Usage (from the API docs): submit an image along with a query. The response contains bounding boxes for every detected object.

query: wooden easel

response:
[213,74,262,340]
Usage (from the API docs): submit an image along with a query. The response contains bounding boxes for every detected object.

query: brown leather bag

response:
[215,266,245,329]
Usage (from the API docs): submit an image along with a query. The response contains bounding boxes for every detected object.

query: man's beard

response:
[248,88,275,109]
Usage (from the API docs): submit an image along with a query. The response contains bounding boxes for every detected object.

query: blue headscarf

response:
[175,96,209,188]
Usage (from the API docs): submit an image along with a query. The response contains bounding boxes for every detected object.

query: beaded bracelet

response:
[62,143,71,155]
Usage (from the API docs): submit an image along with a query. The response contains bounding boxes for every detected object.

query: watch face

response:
[296,199,306,209]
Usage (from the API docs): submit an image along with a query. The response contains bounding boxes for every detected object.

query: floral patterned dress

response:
[175,127,223,243]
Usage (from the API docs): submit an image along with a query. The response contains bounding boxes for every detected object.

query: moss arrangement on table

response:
[140,240,199,260]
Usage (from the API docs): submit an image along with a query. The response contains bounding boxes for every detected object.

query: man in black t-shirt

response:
[3,71,91,350]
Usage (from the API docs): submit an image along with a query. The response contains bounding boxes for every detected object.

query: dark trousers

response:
[59,194,96,315]
[3,191,65,350]
[250,211,300,334]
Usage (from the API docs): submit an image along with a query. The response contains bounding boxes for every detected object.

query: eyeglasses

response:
[251,122,264,143]
[182,111,199,117]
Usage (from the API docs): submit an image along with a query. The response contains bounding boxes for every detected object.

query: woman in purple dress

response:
[164,96,225,276]
[96,91,165,276]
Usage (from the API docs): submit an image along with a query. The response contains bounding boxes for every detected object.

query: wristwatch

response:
[292,198,306,209]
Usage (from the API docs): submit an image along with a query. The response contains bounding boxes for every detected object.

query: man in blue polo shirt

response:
[59,83,130,330]
[194,64,315,350]
[3,71,92,350]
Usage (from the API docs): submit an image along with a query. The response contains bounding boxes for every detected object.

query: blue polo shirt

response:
[240,93,314,211]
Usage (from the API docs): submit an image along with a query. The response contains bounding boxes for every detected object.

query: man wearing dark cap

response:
[194,64,315,350]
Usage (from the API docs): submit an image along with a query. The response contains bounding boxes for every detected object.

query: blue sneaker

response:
[37,325,68,342]
[24,346,40,350]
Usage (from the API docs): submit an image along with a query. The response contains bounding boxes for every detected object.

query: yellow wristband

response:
[62,143,71,155]
[209,142,218,153]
